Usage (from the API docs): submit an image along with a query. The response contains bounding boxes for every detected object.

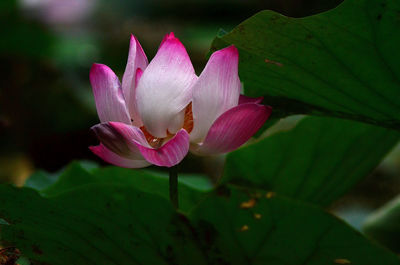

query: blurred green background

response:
[1,0,400,230]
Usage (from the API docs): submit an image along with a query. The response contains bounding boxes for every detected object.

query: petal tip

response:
[89,145,100,155]
[129,34,141,47]
[215,45,238,57]
[108,121,122,131]
[255,104,272,123]
[165,32,176,40]
[90,122,106,132]
[90,63,112,81]
[248,103,272,120]
[90,123,99,133]
[90,63,106,71]
[207,45,239,67]
[262,104,273,116]
[129,34,136,46]
[160,32,183,48]
[90,63,100,77]
[165,32,175,38]
[107,121,128,135]
[225,45,238,54]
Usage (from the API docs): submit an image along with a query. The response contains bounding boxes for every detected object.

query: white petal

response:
[136,32,197,138]
[121,35,148,127]
[190,46,241,143]
[168,107,185,134]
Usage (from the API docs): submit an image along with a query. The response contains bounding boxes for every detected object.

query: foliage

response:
[223,116,400,206]
[1,0,400,263]
[211,0,400,130]
[0,174,399,264]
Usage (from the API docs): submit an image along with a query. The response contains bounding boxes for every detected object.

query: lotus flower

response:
[89,33,271,168]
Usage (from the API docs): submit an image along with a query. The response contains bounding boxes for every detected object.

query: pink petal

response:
[191,45,241,143]
[190,103,272,156]
[239,95,263,105]
[91,123,144,160]
[109,122,189,167]
[134,129,190,167]
[136,32,197,138]
[90,64,131,124]
[90,144,150,168]
[121,35,148,127]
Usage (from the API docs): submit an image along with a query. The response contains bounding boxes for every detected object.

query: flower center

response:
[139,103,193,148]
[182,102,193,133]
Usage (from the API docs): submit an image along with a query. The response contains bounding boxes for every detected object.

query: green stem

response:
[169,165,179,209]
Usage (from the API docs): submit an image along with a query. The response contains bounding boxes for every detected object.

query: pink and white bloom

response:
[89,32,271,168]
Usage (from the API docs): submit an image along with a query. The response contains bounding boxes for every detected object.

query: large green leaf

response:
[28,161,213,213]
[211,0,400,129]
[363,195,400,252]
[190,187,400,265]
[1,184,398,264]
[222,116,400,206]
[0,184,203,265]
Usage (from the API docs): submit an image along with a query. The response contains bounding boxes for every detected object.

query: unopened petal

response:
[136,32,197,138]
[90,144,150,168]
[134,129,190,167]
[191,45,241,142]
[90,64,131,124]
[108,121,150,148]
[121,35,148,127]
[91,123,144,160]
[190,103,271,156]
